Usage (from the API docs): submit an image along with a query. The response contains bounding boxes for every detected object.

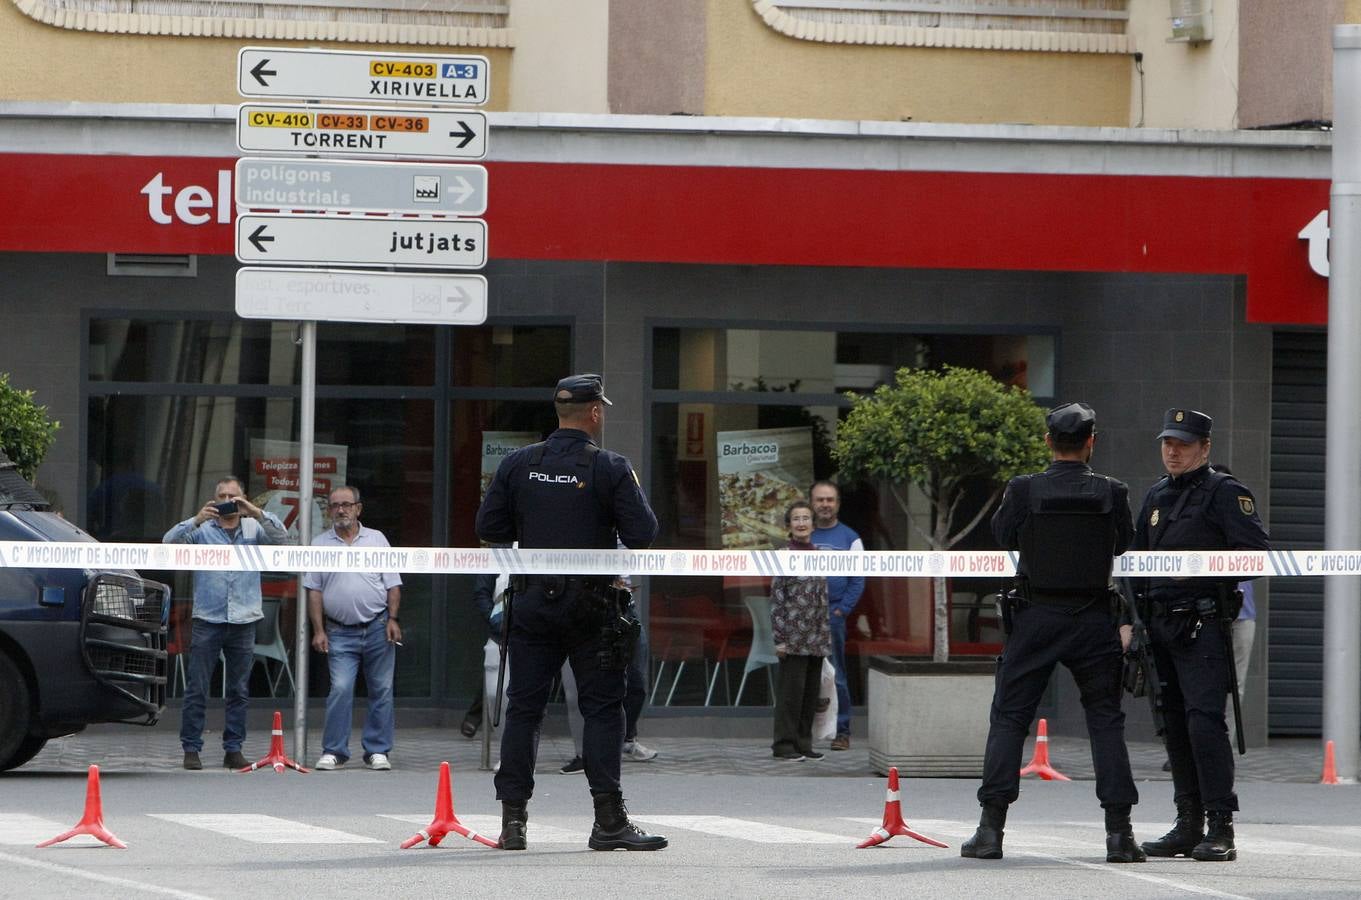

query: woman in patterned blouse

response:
[770,500,832,761]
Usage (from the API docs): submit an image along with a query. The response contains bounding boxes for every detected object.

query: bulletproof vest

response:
[1018,471,1118,594]
[513,440,616,550]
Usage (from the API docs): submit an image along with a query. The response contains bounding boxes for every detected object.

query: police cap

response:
[1046,402,1096,439]
[1157,408,1211,442]
[554,373,612,406]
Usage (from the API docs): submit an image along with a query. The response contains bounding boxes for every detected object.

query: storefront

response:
[0,105,1332,736]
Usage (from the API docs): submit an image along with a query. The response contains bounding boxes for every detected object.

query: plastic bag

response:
[813,658,838,742]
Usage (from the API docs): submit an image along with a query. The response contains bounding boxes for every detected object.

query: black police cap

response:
[554,373,612,406]
[1157,408,1211,442]
[1046,402,1096,439]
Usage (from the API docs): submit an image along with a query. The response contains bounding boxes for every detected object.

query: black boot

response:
[960,802,1006,860]
[498,800,527,850]
[1104,805,1147,863]
[1191,811,1236,862]
[588,792,668,851]
[1141,799,1204,858]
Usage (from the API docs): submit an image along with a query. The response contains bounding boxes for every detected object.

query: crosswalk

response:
[2,812,1359,855]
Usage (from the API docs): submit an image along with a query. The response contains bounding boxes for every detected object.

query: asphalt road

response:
[1,768,1357,899]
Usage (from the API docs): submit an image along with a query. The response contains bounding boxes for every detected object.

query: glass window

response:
[88,319,295,386]
[451,325,572,388]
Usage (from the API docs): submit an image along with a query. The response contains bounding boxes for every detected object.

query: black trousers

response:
[494,586,624,801]
[1150,613,1237,812]
[978,603,1138,809]
[773,654,822,755]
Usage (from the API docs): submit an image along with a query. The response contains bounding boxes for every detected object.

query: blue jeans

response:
[322,616,396,762]
[180,619,256,753]
[829,613,852,736]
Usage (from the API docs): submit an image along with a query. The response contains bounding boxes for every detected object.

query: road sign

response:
[235,158,488,216]
[237,105,487,160]
[237,47,489,105]
[235,268,488,325]
[235,214,487,269]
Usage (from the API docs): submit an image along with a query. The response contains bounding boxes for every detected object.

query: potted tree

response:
[0,373,59,482]
[834,365,1046,775]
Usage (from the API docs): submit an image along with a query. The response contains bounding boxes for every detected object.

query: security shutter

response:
[1268,330,1326,734]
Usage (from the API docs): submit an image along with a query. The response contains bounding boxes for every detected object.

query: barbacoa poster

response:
[716,426,813,549]
[481,431,540,499]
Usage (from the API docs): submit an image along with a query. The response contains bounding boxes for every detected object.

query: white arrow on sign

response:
[236,214,487,270]
[236,268,488,325]
[237,104,487,160]
[235,158,488,216]
[237,47,489,106]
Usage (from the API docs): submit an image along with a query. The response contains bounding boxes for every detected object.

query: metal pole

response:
[293,320,317,762]
[1324,25,1361,783]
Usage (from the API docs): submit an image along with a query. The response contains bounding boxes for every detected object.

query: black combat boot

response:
[1140,799,1204,858]
[498,800,528,850]
[588,791,668,851]
[1191,810,1236,862]
[960,802,1007,859]
[1104,805,1147,863]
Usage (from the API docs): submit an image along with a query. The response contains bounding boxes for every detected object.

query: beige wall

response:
[0,3,511,107]
[509,0,608,113]
[1238,0,1341,129]
[703,0,1132,126]
[609,0,706,115]
[1127,0,1240,129]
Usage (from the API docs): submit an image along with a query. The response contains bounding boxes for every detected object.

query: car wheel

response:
[1,734,47,772]
[0,653,32,771]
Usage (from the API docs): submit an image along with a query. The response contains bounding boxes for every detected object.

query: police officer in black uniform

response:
[963,402,1144,863]
[1135,409,1268,863]
[475,374,666,852]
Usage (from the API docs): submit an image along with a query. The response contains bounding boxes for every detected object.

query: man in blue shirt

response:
[163,476,288,770]
[810,480,864,751]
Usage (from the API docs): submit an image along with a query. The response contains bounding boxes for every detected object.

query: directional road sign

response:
[235,268,488,325]
[237,105,487,160]
[235,158,488,216]
[235,214,487,270]
[238,47,489,105]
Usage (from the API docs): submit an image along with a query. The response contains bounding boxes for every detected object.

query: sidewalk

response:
[22,722,1333,783]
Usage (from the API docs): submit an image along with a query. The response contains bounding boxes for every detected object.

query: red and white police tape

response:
[0,543,1348,578]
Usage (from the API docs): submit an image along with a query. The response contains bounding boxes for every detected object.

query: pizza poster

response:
[248,438,348,542]
[481,431,540,499]
[716,426,814,549]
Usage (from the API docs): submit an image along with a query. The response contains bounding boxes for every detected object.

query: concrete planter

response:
[867,656,996,777]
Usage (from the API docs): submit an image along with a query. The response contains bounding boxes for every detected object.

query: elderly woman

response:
[770,499,832,761]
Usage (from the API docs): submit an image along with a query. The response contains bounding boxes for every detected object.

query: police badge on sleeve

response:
[1237,496,1255,515]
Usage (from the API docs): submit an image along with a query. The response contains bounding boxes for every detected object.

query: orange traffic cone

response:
[36,764,126,849]
[1019,718,1070,781]
[240,711,309,773]
[1321,740,1340,785]
[401,761,499,849]
[855,766,949,849]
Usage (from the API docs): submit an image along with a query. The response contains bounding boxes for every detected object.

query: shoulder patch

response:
[1237,496,1255,516]
[1150,508,1160,528]
[631,468,641,487]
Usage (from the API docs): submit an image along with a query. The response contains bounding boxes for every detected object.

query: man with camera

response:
[475,374,666,852]
[164,476,288,770]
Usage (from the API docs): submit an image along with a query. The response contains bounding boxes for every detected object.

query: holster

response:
[596,585,641,671]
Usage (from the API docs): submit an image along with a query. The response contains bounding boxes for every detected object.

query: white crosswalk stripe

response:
[380,813,582,843]
[634,815,853,843]
[148,813,382,844]
[0,813,71,845]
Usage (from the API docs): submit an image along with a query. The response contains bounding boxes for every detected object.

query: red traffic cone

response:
[240,711,309,773]
[1019,718,1070,781]
[1321,740,1340,785]
[401,761,499,849]
[36,764,126,849]
[856,766,949,849]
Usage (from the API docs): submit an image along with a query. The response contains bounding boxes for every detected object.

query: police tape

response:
[0,542,1350,578]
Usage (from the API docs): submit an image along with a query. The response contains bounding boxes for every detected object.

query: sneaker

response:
[560,755,586,774]
[622,740,658,762]
[772,750,805,761]
[365,753,392,771]
[803,750,825,761]
[315,753,343,771]
[222,750,249,770]
[830,734,851,751]
[182,751,202,771]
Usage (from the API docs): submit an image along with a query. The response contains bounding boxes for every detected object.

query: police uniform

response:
[964,402,1144,863]
[1134,408,1268,863]
[474,373,665,852]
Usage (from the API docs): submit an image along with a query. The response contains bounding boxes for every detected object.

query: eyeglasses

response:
[328,501,359,511]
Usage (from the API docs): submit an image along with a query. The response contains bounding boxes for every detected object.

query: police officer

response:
[475,374,667,852]
[1135,409,1268,863]
[963,402,1144,863]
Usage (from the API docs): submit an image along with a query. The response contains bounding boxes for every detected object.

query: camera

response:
[214,500,239,516]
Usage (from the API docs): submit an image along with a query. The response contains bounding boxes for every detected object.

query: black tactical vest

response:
[514,441,616,550]
[1019,471,1118,594]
